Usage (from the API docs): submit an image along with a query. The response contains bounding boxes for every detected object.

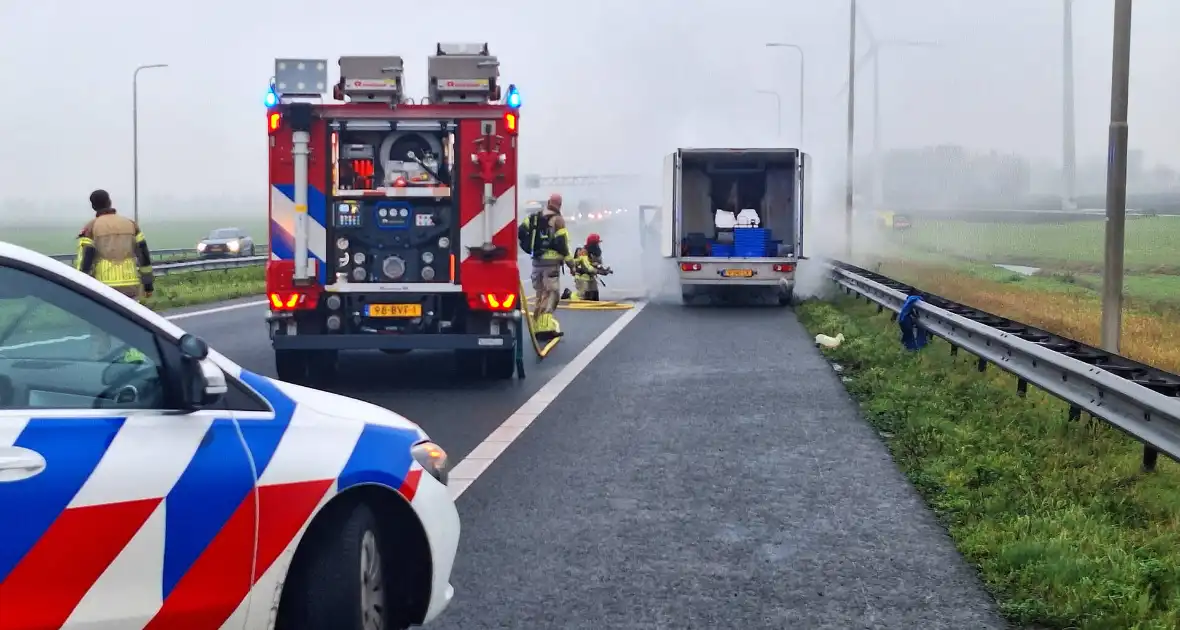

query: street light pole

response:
[1063,0,1078,210]
[1100,0,1133,353]
[755,90,783,138]
[133,63,169,225]
[765,43,806,146]
[844,0,858,258]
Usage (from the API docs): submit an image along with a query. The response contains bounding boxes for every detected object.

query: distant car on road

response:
[197,227,256,258]
[0,240,460,629]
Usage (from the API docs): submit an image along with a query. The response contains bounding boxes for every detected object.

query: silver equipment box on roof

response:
[338,56,405,103]
[427,43,500,104]
[274,59,329,97]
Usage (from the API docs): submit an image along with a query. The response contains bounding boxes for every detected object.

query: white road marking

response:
[447,301,648,499]
[165,299,268,321]
[0,299,268,352]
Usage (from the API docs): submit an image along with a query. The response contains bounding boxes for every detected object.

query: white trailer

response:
[659,148,809,305]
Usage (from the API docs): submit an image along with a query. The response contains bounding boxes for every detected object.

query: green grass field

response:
[5,218,269,256]
[799,296,1180,629]
[893,216,1180,274]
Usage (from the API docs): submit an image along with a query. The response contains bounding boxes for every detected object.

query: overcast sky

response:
[1,0,1176,218]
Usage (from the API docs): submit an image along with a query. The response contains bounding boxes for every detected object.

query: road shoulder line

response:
[447,302,648,498]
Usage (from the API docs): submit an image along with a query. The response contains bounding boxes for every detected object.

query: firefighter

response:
[564,233,611,301]
[517,193,570,341]
[76,189,156,361]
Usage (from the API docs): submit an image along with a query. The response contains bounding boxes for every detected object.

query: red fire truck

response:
[264,44,524,384]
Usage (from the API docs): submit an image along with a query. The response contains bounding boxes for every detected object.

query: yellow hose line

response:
[518,281,563,358]
[525,297,635,311]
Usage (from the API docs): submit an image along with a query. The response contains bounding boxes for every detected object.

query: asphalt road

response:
[170,300,623,461]
[5,294,1008,628]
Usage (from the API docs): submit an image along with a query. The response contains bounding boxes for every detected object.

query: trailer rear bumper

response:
[271,333,514,351]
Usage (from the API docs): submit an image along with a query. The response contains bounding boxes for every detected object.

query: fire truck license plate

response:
[721,269,754,278]
[366,304,422,318]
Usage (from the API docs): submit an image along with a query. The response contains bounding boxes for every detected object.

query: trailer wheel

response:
[275,350,309,383]
[777,288,795,307]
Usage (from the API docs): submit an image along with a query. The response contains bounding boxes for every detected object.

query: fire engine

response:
[264,44,524,384]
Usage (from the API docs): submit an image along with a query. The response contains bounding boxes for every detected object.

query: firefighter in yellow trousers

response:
[75,189,156,361]
[563,233,612,301]
[517,193,570,341]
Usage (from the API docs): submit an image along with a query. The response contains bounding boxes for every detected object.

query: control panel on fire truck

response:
[271,44,513,287]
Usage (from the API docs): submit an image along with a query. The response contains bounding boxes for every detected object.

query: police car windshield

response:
[209,229,239,239]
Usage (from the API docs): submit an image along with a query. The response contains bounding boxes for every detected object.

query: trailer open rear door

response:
[660,151,679,258]
[795,151,809,259]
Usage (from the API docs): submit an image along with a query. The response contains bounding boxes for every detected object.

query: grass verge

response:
[146,266,265,310]
[870,259,1180,374]
[798,296,1180,629]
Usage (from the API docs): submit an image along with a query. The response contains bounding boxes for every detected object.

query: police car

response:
[0,241,458,629]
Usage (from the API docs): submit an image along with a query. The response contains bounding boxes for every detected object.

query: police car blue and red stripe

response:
[0,240,459,629]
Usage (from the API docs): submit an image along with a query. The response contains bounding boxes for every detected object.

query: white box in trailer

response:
[660,147,809,305]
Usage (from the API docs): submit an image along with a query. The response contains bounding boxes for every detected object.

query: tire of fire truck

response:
[486,348,516,379]
[455,349,515,379]
[306,350,339,384]
[275,349,310,383]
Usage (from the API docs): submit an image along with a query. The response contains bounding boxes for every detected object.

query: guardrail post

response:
[1143,446,1159,472]
[1016,378,1028,397]
[976,357,987,373]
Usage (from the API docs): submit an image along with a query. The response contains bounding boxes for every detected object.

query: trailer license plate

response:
[722,269,754,278]
[366,303,422,317]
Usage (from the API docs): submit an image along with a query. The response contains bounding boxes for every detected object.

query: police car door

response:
[0,260,255,629]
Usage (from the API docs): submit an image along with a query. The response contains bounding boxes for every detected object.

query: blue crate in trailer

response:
[711,243,735,257]
[733,227,770,257]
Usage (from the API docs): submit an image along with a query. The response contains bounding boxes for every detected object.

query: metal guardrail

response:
[47,249,265,276]
[49,247,201,264]
[153,256,267,276]
[827,260,1180,472]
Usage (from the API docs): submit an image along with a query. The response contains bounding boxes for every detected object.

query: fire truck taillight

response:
[503,112,517,134]
[481,293,517,311]
[268,112,281,133]
[268,292,317,311]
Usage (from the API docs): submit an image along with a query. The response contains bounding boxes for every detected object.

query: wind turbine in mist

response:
[835,4,939,214]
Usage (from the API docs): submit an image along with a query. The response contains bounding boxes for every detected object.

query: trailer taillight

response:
[503,112,517,134]
[773,263,796,273]
[268,112,281,133]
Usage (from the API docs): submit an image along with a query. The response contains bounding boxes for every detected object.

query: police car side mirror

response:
[178,334,226,410]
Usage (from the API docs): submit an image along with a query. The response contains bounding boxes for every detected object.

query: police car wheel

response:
[277,502,407,630]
